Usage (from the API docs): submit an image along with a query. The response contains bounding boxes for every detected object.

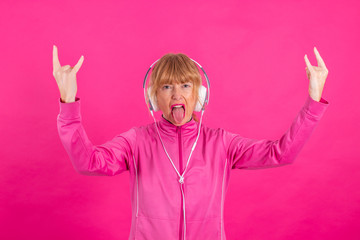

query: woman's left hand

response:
[304,46,329,102]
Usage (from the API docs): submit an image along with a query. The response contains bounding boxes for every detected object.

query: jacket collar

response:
[158,114,199,137]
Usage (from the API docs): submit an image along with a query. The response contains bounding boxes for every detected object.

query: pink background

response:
[0,0,359,239]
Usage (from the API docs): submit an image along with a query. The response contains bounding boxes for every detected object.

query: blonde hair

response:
[148,53,202,122]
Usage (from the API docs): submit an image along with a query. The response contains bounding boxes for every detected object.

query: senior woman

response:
[53,45,329,240]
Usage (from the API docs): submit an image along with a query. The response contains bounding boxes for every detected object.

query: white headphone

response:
[147,85,207,112]
[143,58,210,113]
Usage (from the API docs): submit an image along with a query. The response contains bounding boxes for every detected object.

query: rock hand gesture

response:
[304,46,329,102]
[52,45,84,103]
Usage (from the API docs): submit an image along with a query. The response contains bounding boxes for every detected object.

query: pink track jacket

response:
[57,94,329,240]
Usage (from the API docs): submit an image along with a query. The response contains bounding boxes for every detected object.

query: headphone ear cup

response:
[194,85,207,112]
[147,86,159,112]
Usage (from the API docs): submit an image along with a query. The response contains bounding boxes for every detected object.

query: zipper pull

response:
[179,176,184,184]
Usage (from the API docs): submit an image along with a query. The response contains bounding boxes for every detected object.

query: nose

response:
[172,85,182,100]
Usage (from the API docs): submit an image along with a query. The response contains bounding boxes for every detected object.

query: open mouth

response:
[171,103,185,111]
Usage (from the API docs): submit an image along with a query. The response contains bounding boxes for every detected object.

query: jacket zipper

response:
[177,126,183,240]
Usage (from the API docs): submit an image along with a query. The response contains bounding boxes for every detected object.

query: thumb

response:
[305,67,310,79]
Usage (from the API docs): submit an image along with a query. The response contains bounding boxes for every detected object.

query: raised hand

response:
[304,46,329,102]
[52,45,84,103]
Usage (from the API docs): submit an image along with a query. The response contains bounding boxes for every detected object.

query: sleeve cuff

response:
[58,96,81,119]
[302,93,329,119]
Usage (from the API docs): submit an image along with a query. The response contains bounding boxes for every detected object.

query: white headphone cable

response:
[149,109,205,240]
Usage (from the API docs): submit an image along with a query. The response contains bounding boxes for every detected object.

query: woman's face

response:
[156,81,196,126]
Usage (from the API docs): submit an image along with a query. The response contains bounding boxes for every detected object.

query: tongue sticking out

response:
[172,107,185,124]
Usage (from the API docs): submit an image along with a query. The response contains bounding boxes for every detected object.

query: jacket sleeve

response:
[226,94,329,170]
[57,97,137,176]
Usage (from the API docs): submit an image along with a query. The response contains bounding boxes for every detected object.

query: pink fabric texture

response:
[57,93,329,240]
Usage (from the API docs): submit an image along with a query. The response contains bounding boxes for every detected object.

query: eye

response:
[183,83,191,88]
[162,85,171,90]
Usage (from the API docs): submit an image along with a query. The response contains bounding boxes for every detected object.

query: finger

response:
[62,65,71,71]
[304,54,314,73]
[53,45,61,72]
[314,46,327,69]
[71,55,84,74]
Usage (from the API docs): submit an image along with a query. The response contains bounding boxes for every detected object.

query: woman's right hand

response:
[53,45,84,103]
